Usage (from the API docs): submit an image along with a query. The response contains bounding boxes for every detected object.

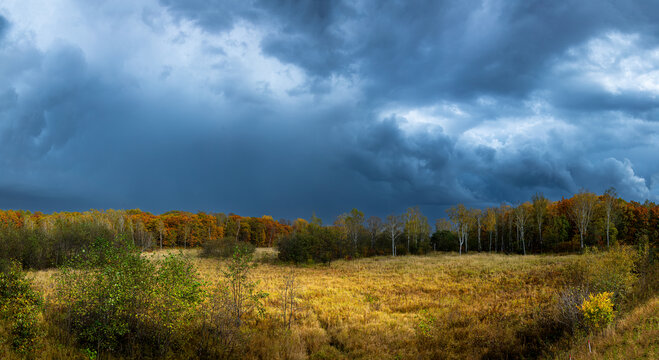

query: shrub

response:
[201,237,255,259]
[579,292,614,331]
[195,287,243,360]
[586,246,638,305]
[555,285,589,333]
[0,260,43,353]
[223,246,268,325]
[631,241,658,302]
[563,246,638,307]
[195,246,269,359]
[53,237,204,357]
[277,226,346,264]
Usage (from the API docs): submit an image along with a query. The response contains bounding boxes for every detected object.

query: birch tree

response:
[474,209,483,252]
[384,214,402,256]
[446,204,471,255]
[344,208,365,250]
[569,189,598,249]
[514,202,532,255]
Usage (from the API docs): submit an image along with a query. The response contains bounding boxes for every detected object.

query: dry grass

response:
[11,249,649,359]
[195,250,578,359]
[547,296,658,360]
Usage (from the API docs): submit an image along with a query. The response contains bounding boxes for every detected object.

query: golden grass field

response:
[16,248,657,360]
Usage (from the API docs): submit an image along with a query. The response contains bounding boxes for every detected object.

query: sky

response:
[1,0,659,221]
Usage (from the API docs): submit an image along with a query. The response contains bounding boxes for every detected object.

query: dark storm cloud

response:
[1,1,659,221]
[0,185,88,212]
[161,0,659,102]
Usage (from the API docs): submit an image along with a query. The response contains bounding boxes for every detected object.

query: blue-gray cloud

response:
[0,15,8,40]
[0,1,658,221]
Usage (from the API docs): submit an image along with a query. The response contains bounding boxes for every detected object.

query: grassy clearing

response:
[9,248,653,359]
[172,250,578,358]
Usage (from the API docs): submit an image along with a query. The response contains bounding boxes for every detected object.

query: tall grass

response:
[1,246,654,359]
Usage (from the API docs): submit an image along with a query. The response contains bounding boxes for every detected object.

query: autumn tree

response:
[532,193,548,252]
[570,189,598,249]
[484,208,496,252]
[366,216,382,249]
[156,219,165,250]
[403,207,429,253]
[602,187,618,248]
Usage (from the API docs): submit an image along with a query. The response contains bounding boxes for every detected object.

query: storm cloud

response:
[1,0,658,220]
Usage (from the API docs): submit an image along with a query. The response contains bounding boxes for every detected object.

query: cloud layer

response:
[1,0,658,220]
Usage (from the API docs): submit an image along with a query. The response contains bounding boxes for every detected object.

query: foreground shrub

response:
[555,285,589,333]
[223,246,268,325]
[579,292,615,331]
[53,237,203,357]
[195,246,269,359]
[632,241,658,303]
[563,246,638,307]
[0,260,42,353]
[586,246,638,305]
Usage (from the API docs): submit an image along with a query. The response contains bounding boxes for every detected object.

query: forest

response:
[1,189,657,269]
[0,189,657,359]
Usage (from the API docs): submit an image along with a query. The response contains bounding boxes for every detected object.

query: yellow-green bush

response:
[0,261,43,353]
[579,292,614,331]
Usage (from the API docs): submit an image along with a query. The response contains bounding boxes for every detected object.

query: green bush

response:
[201,237,255,259]
[277,226,346,264]
[0,260,43,353]
[0,221,114,270]
[585,246,638,305]
[53,237,204,357]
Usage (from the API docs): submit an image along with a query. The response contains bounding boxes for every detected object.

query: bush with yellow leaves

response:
[579,292,614,331]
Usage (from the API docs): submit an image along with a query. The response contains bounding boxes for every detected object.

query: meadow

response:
[6,247,654,359]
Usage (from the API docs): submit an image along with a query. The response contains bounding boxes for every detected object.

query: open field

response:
[4,247,652,359]
[23,249,582,359]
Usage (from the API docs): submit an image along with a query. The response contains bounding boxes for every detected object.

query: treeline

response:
[438,189,659,255]
[277,208,433,263]
[0,209,292,269]
[1,188,658,268]
[276,189,658,262]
